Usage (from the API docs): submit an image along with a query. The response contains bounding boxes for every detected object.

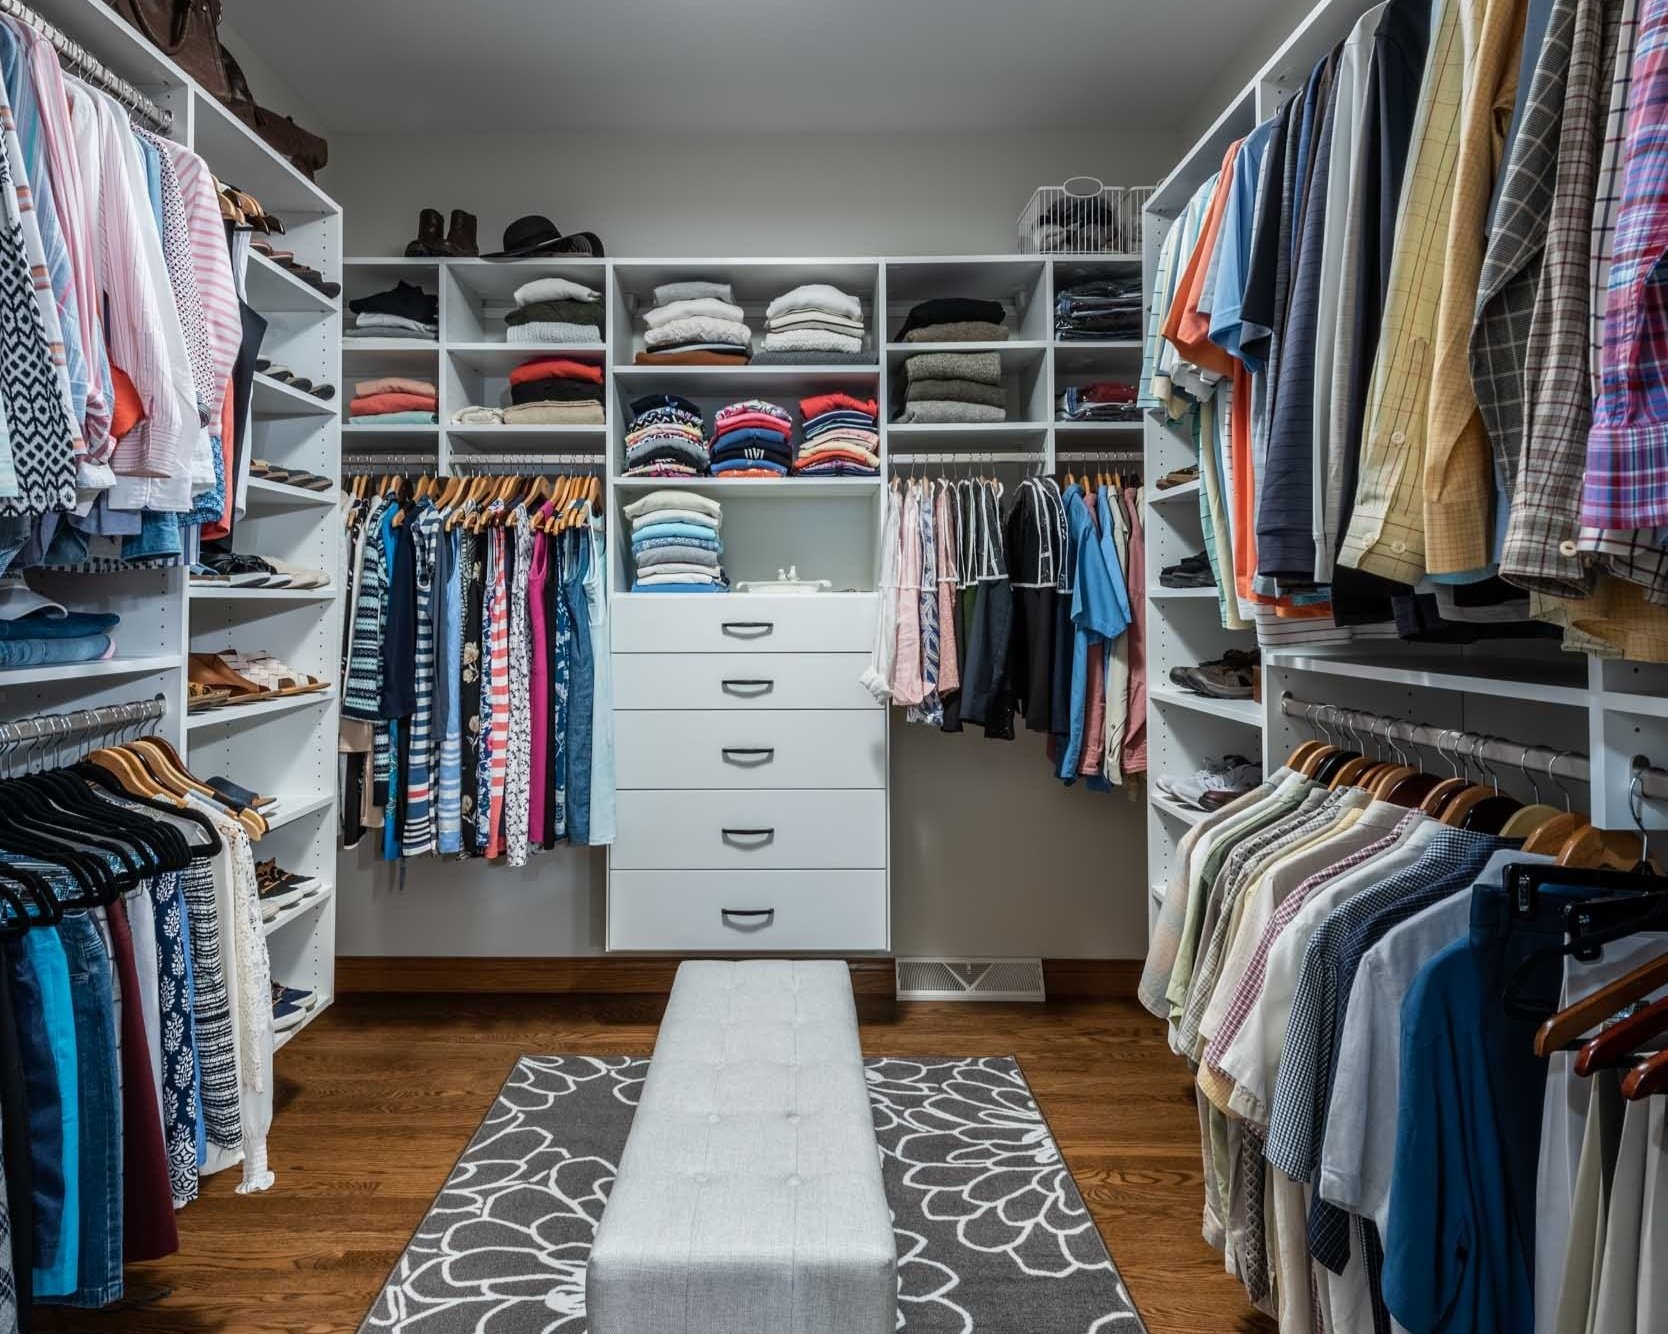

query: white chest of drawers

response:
[607,593,888,953]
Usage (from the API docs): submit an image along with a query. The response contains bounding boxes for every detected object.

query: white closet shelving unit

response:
[339,251,1145,954]
[1139,0,1668,935]
[19,0,343,1045]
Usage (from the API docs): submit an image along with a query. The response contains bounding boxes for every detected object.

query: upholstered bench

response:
[587,959,897,1333]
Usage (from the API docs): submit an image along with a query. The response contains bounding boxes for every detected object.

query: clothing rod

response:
[1055,450,1144,462]
[1280,693,1668,802]
[341,454,606,471]
[0,0,172,130]
[890,452,1043,465]
[0,693,167,747]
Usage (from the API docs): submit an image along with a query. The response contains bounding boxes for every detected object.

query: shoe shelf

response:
[264,884,336,940]
[1151,790,1213,828]
[246,250,340,317]
[251,372,338,419]
[1148,478,1201,503]
[245,476,339,509]
[273,998,331,1052]
[1149,685,1262,727]
[188,584,337,603]
[184,688,337,733]
[1149,585,1220,600]
[0,654,182,690]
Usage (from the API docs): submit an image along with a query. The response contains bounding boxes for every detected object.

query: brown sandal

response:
[189,652,279,705]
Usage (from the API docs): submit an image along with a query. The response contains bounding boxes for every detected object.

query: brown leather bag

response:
[106,0,231,101]
[220,48,328,180]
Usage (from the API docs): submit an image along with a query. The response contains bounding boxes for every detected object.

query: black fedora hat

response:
[483,214,605,259]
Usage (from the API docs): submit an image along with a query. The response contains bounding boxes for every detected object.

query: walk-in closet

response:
[0,0,1662,1330]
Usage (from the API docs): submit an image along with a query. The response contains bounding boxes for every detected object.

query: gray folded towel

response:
[902,351,1003,385]
[894,400,1007,424]
[905,378,1007,408]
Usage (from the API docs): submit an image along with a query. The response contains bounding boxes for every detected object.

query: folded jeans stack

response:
[894,348,1007,426]
[635,281,752,365]
[761,283,867,357]
[626,489,727,592]
[794,393,880,476]
[350,376,438,426]
[710,400,794,478]
[0,574,117,668]
[624,394,708,477]
[504,275,604,346]
[501,355,605,425]
[346,281,438,341]
[1058,381,1139,422]
[1054,277,1143,340]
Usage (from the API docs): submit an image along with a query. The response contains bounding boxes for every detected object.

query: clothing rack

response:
[1279,692,1668,803]
[0,692,168,775]
[341,453,605,472]
[0,0,172,131]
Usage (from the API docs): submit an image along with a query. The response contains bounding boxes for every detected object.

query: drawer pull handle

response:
[721,621,775,637]
[721,678,775,693]
[721,827,776,841]
[721,908,776,928]
[721,747,776,765]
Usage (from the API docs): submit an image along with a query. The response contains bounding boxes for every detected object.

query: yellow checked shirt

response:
[1338,0,1468,584]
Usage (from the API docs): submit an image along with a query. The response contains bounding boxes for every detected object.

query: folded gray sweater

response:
[903,321,1011,343]
[902,350,1003,385]
[904,378,1007,409]
[894,400,1007,425]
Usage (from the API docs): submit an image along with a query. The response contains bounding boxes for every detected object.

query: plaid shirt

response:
[1470,0,1577,515]
[1583,0,1668,529]
[1502,0,1624,592]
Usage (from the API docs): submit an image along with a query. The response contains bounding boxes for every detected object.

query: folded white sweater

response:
[766,283,862,323]
[622,489,724,521]
[514,276,599,305]
[644,316,753,349]
[645,296,746,329]
[762,328,864,354]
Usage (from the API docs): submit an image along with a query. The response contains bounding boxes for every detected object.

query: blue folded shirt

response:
[631,520,722,545]
[0,611,120,641]
[0,635,113,668]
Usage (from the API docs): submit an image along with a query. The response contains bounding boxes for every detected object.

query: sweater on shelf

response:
[644,297,746,328]
[624,395,709,477]
[512,276,599,306]
[652,280,733,305]
[501,401,605,426]
[763,281,867,357]
[902,320,1009,343]
[644,316,753,350]
[904,378,1006,409]
[628,487,726,592]
[895,400,1005,425]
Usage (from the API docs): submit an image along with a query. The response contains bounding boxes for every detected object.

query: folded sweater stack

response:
[635,281,752,365]
[351,375,438,425]
[708,400,794,478]
[762,283,866,357]
[502,355,605,425]
[505,275,605,345]
[893,348,1007,425]
[624,393,708,477]
[627,489,727,592]
[794,393,880,476]
[346,281,438,341]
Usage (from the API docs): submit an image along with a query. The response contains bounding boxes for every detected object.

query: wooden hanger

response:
[1557,826,1646,870]
[131,737,221,802]
[1286,740,1324,770]
[1622,1047,1668,1099]
[1328,755,1380,790]
[1439,785,1499,827]
[1500,803,1564,839]
[1368,763,1418,797]
[1524,811,1588,855]
[85,745,171,801]
[1536,948,1668,1056]
[1573,993,1668,1076]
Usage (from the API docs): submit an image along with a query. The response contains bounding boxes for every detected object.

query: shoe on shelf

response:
[446,208,479,257]
[1170,648,1259,700]
[1156,465,1200,490]
[1159,551,1214,588]
[405,206,456,257]
[271,982,314,1031]
[256,859,323,919]
[1156,755,1263,809]
[192,551,286,587]
[217,648,330,696]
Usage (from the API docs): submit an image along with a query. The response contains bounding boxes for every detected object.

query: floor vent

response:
[895,957,1046,1002]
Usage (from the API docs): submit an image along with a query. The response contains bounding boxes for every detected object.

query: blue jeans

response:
[0,637,112,669]
[19,930,77,1298]
[0,612,119,642]
[54,914,120,1307]
[4,940,61,1282]
[563,539,594,845]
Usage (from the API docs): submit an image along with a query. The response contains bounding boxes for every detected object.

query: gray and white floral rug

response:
[359,1055,1146,1333]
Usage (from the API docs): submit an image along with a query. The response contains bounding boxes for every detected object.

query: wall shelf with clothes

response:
[0,0,344,1103]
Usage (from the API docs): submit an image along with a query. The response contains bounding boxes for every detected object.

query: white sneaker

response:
[1160,756,1262,809]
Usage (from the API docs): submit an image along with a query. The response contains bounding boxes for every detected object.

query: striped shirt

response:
[401,505,442,858]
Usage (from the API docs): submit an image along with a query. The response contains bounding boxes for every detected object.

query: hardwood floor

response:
[36,994,1276,1334]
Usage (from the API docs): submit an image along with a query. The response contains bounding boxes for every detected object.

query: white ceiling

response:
[220,0,1271,136]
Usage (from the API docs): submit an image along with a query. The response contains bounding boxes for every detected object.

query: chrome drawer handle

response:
[721,621,774,637]
[721,908,776,928]
[721,678,775,694]
[721,747,775,765]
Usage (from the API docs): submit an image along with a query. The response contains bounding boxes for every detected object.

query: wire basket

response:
[1018,179,1154,255]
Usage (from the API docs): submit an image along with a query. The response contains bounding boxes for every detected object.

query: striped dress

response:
[401,504,441,857]
[436,525,465,854]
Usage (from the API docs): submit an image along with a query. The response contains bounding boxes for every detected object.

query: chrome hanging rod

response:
[449,453,606,468]
[1055,449,1144,463]
[889,451,1044,466]
[1280,694,1668,802]
[0,0,172,131]
[0,694,167,776]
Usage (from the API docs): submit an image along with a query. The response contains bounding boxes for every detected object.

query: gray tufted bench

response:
[586,959,897,1333]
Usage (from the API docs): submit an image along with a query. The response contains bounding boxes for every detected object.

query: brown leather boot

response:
[446,210,479,257]
[404,207,447,257]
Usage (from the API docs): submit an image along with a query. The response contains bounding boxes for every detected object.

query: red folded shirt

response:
[800,392,878,419]
[712,412,792,438]
[793,446,878,471]
[350,391,438,416]
[509,356,604,387]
